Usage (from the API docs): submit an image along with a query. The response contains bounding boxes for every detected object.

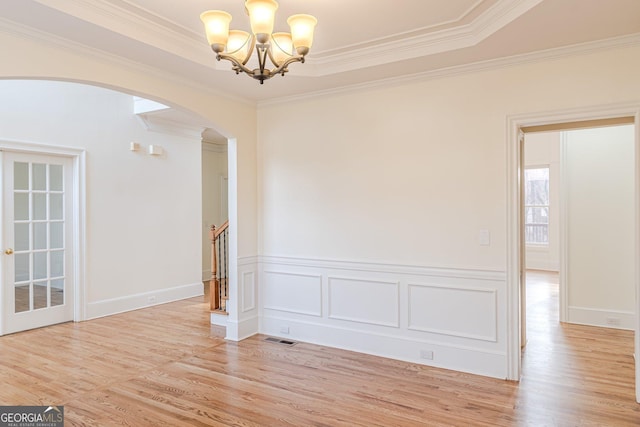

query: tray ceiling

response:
[1,0,639,103]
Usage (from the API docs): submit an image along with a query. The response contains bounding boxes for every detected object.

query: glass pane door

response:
[2,151,73,335]
[13,161,66,313]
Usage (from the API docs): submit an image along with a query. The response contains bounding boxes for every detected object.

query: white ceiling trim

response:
[312,0,493,57]
[259,33,640,108]
[0,16,252,105]
[305,0,543,76]
[135,113,205,140]
[33,0,217,69]
[34,0,200,38]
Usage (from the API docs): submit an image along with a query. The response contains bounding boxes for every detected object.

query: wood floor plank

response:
[1,274,639,425]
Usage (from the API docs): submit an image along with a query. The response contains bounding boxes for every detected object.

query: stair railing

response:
[210,220,229,313]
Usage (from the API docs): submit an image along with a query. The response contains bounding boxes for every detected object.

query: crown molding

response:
[312,0,494,57]
[32,0,218,70]
[135,113,205,140]
[258,33,640,108]
[307,0,543,76]
[0,16,254,106]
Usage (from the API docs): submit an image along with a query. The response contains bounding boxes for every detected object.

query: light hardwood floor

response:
[1,273,639,426]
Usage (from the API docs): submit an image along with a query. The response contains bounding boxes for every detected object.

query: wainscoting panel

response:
[259,256,507,379]
[408,284,497,342]
[263,271,322,317]
[231,256,260,341]
[328,277,399,327]
[242,271,256,313]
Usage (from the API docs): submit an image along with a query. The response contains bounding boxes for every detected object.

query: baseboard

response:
[86,282,204,320]
[226,316,259,341]
[210,311,228,327]
[568,306,635,330]
[261,316,507,379]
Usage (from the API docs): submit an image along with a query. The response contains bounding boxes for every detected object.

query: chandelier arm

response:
[270,55,305,76]
[217,52,255,75]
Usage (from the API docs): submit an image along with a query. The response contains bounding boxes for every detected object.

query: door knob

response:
[5,248,13,255]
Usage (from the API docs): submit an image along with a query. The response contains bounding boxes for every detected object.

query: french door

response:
[2,151,74,334]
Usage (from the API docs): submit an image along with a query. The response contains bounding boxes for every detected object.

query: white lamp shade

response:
[227,30,252,62]
[200,10,232,48]
[245,0,278,36]
[270,32,293,65]
[287,14,317,53]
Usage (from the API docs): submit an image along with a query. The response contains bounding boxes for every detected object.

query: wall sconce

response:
[148,145,164,156]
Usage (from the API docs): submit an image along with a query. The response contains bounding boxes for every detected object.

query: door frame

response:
[0,139,86,335]
[506,102,640,402]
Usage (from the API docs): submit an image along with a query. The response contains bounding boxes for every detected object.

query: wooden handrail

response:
[214,220,229,239]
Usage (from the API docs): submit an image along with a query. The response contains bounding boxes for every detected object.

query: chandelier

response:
[200,0,318,84]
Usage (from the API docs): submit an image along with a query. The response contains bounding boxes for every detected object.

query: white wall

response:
[565,125,635,329]
[258,44,640,378]
[524,132,560,271]
[0,80,204,317]
[202,144,228,280]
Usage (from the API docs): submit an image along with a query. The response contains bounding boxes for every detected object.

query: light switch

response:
[479,229,491,246]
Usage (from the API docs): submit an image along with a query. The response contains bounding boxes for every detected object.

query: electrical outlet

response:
[279,326,290,335]
[420,350,434,360]
[606,317,621,326]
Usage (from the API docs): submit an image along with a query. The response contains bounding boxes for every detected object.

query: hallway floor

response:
[519,270,638,425]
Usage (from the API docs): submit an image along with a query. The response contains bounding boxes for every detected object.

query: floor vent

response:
[265,337,297,346]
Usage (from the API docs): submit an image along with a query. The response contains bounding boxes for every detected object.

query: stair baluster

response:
[210,221,229,314]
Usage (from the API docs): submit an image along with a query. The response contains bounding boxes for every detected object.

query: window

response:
[524,167,549,245]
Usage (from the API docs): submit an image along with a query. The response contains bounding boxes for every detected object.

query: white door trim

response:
[506,103,640,403]
[225,138,239,340]
[0,139,86,334]
[558,133,569,324]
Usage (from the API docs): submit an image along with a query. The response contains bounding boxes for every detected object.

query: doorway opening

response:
[506,104,640,403]
[522,124,636,408]
[523,125,635,333]
[202,138,229,284]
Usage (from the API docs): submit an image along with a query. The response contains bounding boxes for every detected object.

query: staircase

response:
[210,220,229,316]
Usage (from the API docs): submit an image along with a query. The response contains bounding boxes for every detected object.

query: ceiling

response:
[1,0,640,105]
